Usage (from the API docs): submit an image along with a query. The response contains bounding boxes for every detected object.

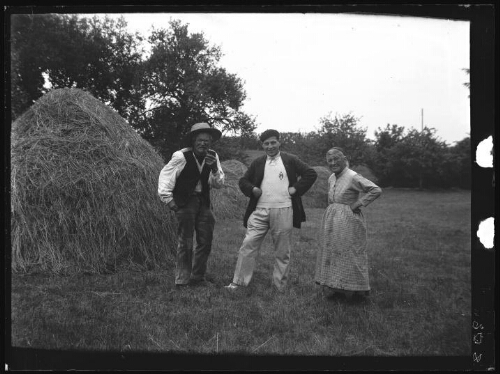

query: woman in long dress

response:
[315,147,382,300]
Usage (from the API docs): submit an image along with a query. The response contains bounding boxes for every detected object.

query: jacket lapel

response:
[255,155,267,186]
[281,153,294,184]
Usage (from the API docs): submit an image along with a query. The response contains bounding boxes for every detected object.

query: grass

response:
[10,189,471,362]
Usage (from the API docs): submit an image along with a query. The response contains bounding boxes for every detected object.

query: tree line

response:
[11,13,470,189]
[236,114,470,189]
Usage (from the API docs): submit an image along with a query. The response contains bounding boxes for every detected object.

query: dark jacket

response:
[239,152,317,228]
[172,150,212,207]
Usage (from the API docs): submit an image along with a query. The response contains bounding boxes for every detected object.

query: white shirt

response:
[257,152,292,209]
[158,147,225,204]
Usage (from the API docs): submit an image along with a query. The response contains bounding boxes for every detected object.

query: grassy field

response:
[10,188,471,368]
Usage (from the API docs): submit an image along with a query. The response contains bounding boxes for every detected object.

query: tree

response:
[11,14,145,121]
[138,20,256,160]
[317,113,369,166]
[11,13,64,117]
[277,131,324,165]
[370,126,451,188]
[367,124,406,186]
[374,124,405,152]
[445,136,471,189]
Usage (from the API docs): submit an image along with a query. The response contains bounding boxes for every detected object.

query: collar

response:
[266,151,281,163]
[335,166,349,178]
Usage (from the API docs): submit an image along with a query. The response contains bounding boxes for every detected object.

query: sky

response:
[98,12,470,144]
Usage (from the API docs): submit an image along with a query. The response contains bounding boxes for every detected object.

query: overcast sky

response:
[100,12,470,144]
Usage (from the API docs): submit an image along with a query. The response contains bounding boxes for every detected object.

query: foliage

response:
[211,136,249,164]
[317,112,370,166]
[11,13,62,117]
[138,20,256,160]
[443,137,471,189]
[268,114,371,167]
[11,14,145,121]
[278,131,325,165]
[367,124,470,189]
[239,131,261,150]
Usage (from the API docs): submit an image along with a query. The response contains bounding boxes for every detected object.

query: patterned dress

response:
[315,167,382,294]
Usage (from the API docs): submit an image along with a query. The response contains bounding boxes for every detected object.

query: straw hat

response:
[186,123,222,143]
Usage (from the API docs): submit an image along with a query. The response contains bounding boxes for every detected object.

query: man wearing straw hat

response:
[158,123,225,288]
[225,129,317,292]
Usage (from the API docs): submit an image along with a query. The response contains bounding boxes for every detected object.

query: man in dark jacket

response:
[158,123,225,288]
[225,129,317,292]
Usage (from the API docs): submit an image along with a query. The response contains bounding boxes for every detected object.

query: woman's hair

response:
[326,147,349,167]
[326,147,346,156]
[326,147,347,159]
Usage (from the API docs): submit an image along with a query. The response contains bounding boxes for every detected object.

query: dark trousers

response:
[174,195,215,285]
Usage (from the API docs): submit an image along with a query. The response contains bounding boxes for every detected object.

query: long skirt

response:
[314,202,370,295]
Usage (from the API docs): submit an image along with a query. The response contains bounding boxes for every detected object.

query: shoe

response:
[224,282,240,290]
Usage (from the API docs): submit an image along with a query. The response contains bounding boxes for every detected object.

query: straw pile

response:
[11,88,176,274]
[302,166,332,209]
[211,159,248,220]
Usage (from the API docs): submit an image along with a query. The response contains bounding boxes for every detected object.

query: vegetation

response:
[11,189,471,363]
[366,125,470,189]
[139,19,256,159]
[11,14,146,123]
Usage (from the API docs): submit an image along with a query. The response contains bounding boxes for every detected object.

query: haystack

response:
[211,159,248,220]
[302,166,331,209]
[11,88,176,274]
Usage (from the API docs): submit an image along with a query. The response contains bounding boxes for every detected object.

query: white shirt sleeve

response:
[209,151,225,189]
[158,150,187,204]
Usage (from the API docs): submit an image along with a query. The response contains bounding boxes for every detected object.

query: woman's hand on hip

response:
[350,203,361,214]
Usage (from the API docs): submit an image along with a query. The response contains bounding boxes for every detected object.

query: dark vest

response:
[172,150,212,207]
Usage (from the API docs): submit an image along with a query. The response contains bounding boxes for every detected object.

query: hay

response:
[11,88,176,274]
[302,166,331,209]
[211,160,248,220]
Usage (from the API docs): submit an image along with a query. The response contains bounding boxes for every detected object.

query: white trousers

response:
[232,207,293,291]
